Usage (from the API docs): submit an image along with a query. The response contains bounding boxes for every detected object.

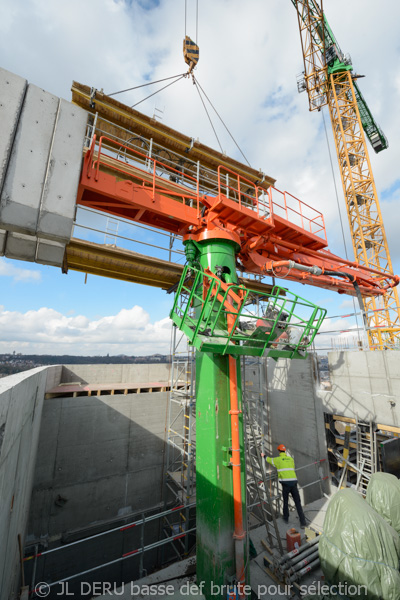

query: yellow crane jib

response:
[183,36,199,74]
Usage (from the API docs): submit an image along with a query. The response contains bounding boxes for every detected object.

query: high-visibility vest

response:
[266,452,297,482]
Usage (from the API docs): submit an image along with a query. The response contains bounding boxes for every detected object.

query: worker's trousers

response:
[280,481,306,525]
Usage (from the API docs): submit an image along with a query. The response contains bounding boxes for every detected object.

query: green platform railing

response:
[170,265,326,359]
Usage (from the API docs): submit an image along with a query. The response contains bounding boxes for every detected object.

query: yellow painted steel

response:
[328,71,400,349]
[295,0,328,111]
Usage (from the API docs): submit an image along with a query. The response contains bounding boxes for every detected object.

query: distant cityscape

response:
[0,352,331,381]
[0,352,171,378]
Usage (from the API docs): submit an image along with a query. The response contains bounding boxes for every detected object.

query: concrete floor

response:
[92,557,203,600]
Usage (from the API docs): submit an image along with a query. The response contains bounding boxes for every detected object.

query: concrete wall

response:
[0,366,61,600]
[26,387,176,596]
[264,356,330,504]
[28,391,169,539]
[0,67,88,266]
[319,350,400,426]
[60,363,170,385]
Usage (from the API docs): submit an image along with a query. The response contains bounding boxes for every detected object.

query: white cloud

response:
[0,259,41,282]
[0,0,400,352]
[339,299,357,311]
[0,305,172,355]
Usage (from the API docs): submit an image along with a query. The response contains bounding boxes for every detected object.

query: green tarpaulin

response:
[366,472,400,536]
[319,489,400,600]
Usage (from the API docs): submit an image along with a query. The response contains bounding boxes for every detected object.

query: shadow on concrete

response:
[24,391,195,599]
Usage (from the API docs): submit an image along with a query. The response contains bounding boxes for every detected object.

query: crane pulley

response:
[183,36,199,74]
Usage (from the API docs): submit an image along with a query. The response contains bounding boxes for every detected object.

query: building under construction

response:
[1,3,400,599]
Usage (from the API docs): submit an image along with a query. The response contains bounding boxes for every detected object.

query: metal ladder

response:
[356,418,376,496]
[243,402,283,554]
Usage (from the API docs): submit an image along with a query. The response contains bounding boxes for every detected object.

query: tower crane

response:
[290,0,400,350]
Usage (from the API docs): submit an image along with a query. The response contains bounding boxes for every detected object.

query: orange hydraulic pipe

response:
[228,355,246,598]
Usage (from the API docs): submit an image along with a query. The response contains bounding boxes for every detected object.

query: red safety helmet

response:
[277,444,286,452]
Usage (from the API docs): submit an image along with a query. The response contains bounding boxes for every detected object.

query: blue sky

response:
[1,0,400,355]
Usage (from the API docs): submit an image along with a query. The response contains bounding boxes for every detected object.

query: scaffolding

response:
[242,358,281,535]
[163,322,196,558]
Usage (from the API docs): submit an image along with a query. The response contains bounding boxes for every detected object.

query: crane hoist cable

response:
[184,0,199,44]
[130,74,186,109]
[107,74,187,98]
[193,76,251,167]
[184,0,200,74]
[193,79,224,153]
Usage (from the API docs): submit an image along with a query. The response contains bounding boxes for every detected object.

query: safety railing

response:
[24,502,196,597]
[217,166,274,226]
[86,135,203,211]
[170,265,326,359]
[269,186,327,241]
[217,166,326,241]
[85,136,327,242]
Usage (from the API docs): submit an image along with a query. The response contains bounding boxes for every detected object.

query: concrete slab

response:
[5,231,37,262]
[37,99,87,242]
[0,67,27,193]
[0,228,6,255]
[36,237,66,267]
[0,84,59,235]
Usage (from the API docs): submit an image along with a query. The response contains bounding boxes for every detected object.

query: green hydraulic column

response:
[188,237,248,599]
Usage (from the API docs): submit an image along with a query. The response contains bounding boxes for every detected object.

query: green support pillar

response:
[189,237,248,599]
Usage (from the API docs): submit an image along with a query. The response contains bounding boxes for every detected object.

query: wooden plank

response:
[71,81,276,191]
[377,423,400,434]
[332,415,356,424]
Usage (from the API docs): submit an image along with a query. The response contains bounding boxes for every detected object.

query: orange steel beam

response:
[77,135,399,298]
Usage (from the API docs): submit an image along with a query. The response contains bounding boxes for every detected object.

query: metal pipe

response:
[277,535,319,565]
[31,544,39,594]
[228,355,246,599]
[287,550,319,574]
[285,542,319,567]
[287,557,320,583]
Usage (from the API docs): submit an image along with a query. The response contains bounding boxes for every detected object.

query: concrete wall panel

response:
[36,237,66,267]
[5,231,37,261]
[45,364,62,391]
[37,99,87,242]
[0,67,27,193]
[321,351,400,428]
[28,392,169,538]
[61,363,170,385]
[0,229,6,255]
[266,356,330,505]
[0,368,49,599]
[0,84,59,235]
[4,227,66,268]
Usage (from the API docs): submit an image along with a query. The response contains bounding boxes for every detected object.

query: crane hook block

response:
[183,36,199,74]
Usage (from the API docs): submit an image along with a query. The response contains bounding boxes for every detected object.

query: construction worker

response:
[265,444,307,528]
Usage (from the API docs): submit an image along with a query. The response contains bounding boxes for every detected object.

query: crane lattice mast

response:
[291,0,400,350]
